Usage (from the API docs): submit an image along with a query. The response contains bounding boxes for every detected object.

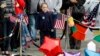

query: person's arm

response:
[54,0,62,12]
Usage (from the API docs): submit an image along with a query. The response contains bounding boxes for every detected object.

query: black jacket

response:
[61,0,86,22]
[0,0,6,20]
[36,12,57,31]
[61,0,86,10]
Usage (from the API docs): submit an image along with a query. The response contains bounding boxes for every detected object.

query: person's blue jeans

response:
[28,14,37,40]
[21,22,30,45]
[18,14,30,46]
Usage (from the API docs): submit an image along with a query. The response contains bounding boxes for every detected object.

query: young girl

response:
[36,3,57,45]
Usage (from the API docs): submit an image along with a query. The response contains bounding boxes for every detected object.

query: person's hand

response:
[70,0,78,3]
[16,19,20,22]
[0,3,7,8]
[16,2,19,7]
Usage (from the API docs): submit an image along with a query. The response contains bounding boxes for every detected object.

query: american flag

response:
[54,14,67,29]
[9,14,29,25]
[82,3,100,27]
[9,14,17,23]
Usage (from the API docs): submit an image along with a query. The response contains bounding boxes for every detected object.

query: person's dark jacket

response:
[0,0,6,20]
[36,12,57,31]
[61,0,86,10]
[61,0,86,22]
[72,0,86,22]
[24,0,40,14]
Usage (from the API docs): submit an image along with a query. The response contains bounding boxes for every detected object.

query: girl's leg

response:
[40,31,46,45]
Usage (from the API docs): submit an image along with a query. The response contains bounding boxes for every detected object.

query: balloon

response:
[93,35,100,42]
[72,23,87,40]
[39,36,63,56]
[64,51,81,56]
[84,49,100,56]
[87,41,96,52]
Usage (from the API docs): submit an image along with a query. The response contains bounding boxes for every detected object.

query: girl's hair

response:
[40,3,48,8]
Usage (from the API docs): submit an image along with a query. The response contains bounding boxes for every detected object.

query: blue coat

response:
[36,12,57,31]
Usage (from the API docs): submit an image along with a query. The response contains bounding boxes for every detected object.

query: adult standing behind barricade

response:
[24,0,40,41]
[61,0,85,49]
[0,0,20,55]
[4,0,20,52]
[0,0,6,54]
[15,0,33,52]
[0,0,12,55]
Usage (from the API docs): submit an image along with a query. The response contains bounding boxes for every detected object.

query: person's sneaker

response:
[22,48,26,53]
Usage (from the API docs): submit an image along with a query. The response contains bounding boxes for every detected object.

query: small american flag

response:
[9,14,17,23]
[54,14,67,29]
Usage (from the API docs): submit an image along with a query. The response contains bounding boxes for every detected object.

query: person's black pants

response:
[69,29,81,49]
[40,29,56,45]
[10,23,20,50]
[0,19,10,51]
